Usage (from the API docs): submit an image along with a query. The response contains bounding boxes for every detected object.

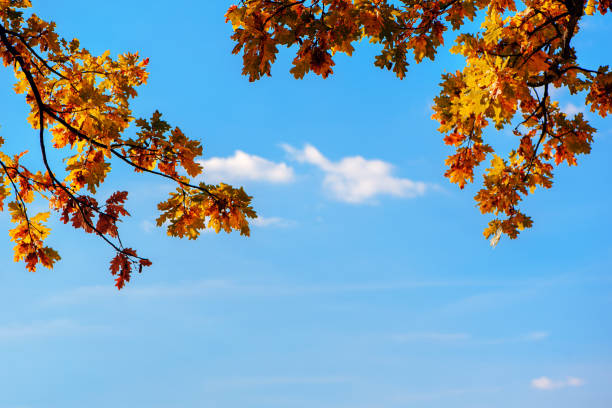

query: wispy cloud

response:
[562,103,585,116]
[42,280,234,305]
[198,150,294,183]
[481,331,550,345]
[391,332,471,342]
[531,376,585,390]
[42,279,500,305]
[0,319,104,340]
[282,143,427,203]
[389,386,503,404]
[390,331,548,344]
[520,331,550,341]
[205,375,350,389]
[42,285,116,305]
[140,219,155,233]
[252,216,295,228]
[435,286,539,317]
[45,275,597,306]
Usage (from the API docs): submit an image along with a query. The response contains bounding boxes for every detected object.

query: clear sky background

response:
[0,1,611,407]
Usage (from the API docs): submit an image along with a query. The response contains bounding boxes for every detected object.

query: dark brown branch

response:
[262,0,307,28]
[1,25,219,203]
[5,29,69,80]
[523,83,550,180]
[44,107,219,199]
[0,24,148,263]
[0,158,40,244]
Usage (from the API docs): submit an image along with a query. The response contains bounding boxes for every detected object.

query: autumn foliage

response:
[226,0,611,245]
[1,0,610,287]
[0,1,256,288]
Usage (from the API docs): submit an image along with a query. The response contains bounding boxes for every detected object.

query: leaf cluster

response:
[227,0,611,245]
[0,2,256,287]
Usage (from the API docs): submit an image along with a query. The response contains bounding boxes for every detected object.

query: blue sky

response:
[0,1,611,407]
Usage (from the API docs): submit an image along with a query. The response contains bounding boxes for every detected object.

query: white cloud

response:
[562,103,585,116]
[198,150,294,183]
[531,376,586,390]
[567,377,586,387]
[141,219,155,233]
[282,144,427,203]
[252,216,294,228]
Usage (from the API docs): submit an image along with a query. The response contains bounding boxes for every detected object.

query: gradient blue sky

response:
[1,1,611,408]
